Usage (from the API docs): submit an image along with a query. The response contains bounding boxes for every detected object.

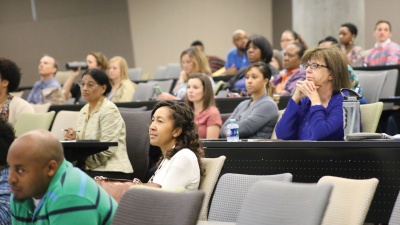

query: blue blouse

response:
[276,92,345,141]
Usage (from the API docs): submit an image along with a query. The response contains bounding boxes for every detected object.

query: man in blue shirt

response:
[0,119,15,225]
[225,30,250,75]
[27,55,61,104]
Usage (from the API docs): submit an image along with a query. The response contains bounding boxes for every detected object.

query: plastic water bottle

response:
[226,119,239,142]
[341,88,362,138]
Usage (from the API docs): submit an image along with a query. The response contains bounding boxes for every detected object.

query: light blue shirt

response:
[27,77,61,104]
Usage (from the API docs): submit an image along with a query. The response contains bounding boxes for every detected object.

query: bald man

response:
[27,55,61,104]
[7,130,117,225]
[225,29,250,75]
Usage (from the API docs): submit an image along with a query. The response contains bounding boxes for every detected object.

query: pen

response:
[61,129,81,132]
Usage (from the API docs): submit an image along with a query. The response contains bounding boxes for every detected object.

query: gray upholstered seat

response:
[119,110,152,181]
[198,156,226,220]
[389,191,400,225]
[111,187,204,225]
[236,180,333,225]
[208,173,293,222]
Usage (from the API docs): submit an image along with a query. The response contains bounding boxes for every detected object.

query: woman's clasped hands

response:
[293,80,320,103]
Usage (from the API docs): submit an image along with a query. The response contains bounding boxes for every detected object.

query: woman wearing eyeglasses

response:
[64,69,133,179]
[276,47,351,141]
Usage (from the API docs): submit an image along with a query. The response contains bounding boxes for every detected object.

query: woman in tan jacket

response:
[107,56,137,102]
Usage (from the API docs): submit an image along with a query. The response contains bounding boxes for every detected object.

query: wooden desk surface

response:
[203,140,400,223]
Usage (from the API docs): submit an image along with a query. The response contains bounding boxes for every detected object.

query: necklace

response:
[148,158,166,183]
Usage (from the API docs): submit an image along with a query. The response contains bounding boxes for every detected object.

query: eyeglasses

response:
[280,39,294,42]
[78,82,99,89]
[303,63,328,70]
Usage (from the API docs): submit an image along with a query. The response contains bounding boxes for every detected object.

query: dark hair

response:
[43,54,58,74]
[341,23,358,36]
[246,35,273,63]
[0,118,15,166]
[375,20,391,31]
[151,100,204,176]
[289,42,307,58]
[185,73,216,111]
[302,47,351,93]
[318,36,339,46]
[0,58,21,93]
[283,30,308,49]
[244,62,274,96]
[191,40,204,48]
[81,68,112,96]
[89,52,108,70]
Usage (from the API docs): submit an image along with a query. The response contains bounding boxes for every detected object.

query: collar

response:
[84,95,105,117]
[32,160,70,217]
[375,38,391,48]
[11,160,70,219]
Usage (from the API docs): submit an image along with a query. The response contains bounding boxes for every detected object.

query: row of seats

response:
[112,169,396,225]
[12,101,384,181]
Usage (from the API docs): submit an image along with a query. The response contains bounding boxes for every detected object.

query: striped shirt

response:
[10,160,117,225]
[364,39,400,66]
[0,167,11,225]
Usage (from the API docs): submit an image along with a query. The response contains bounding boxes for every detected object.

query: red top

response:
[195,106,222,139]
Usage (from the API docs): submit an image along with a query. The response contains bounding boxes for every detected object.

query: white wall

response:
[292,0,365,49]
[127,0,273,79]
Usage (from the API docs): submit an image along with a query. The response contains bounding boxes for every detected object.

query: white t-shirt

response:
[151,148,200,191]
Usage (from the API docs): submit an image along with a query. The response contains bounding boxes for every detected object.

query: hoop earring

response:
[350,38,354,45]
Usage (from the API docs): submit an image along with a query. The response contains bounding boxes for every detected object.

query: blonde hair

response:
[180,47,212,81]
[108,56,129,84]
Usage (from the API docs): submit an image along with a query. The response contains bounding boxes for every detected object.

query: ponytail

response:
[267,82,275,97]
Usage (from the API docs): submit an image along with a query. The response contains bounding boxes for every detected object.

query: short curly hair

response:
[0,57,21,93]
[151,100,204,176]
[0,118,15,166]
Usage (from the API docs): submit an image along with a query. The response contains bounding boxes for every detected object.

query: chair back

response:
[119,110,151,181]
[31,103,51,113]
[129,67,143,81]
[132,82,155,101]
[354,70,387,103]
[236,180,333,225]
[271,109,285,139]
[112,187,204,225]
[163,63,181,79]
[147,79,175,94]
[389,191,400,225]
[198,156,226,220]
[55,71,71,85]
[50,110,80,140]
[14,111,56,137]
[220,113,231,125]
[208,173,293,222]
[317,176,379,225]
[213,80,225,95]
[378,69,398,110]
[360,102,383,133]
[153,66,167,79]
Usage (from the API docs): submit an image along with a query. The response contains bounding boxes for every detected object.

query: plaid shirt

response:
[0,167,11,224]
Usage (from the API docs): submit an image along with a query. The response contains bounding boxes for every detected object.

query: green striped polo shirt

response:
[11,160,117,225]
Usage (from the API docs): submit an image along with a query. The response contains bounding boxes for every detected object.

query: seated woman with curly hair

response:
[146,100,204,191]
